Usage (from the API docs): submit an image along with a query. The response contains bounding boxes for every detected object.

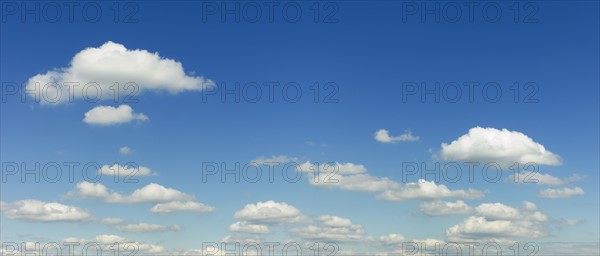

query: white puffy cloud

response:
[26,41,214,104]
[116,223,180,233]
[109,182,193,203]
[228,221,270,234]
[475,203,521,220]
[291,215,366,242]
[376,179,485,201]
[297,162,397,193]
[538,187,585,199]
[446,216,546,244]
[119,146,133,155]
[291,224,364,242]
[0,200,92,222]
[103,182,192,203]
[98,164,156,177]
[317,174,400,193]
[83,105,148,126]
[73,181,111,198]
[234,200,304,224]
[446,201,548,243]
[378,233,406,245]
[93,234,126,243]
[297,161,484,201]
[474,201,548,222]
[374,129,419,143]
[150,201,215,214]
[318,215,354,227]
[420,200,472,216]
[72,182,194,203]
[440,127,561,166]
[508,172,583,186]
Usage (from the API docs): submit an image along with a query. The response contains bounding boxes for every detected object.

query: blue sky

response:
[1,1,599,255]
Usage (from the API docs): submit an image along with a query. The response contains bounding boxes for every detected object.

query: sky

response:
[0,1,599,255]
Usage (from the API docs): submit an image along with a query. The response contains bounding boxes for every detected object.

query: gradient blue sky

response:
[1,1,599,255]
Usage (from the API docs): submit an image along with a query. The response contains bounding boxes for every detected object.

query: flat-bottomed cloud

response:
[440,127,561,166]
[26,41,214,104]
[374,129,419,143]
[83,104,148,126]
[0,200,92,222]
